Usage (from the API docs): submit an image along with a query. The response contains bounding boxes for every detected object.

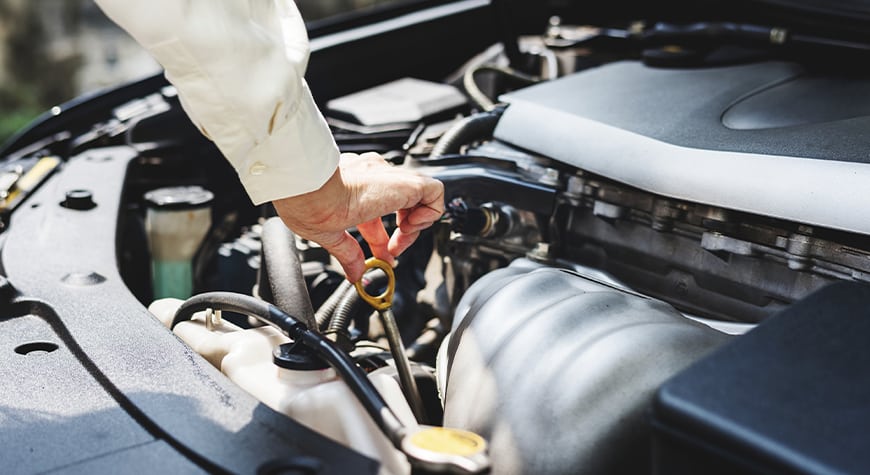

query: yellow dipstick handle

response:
[354,257,426,423]
[354,258,395,311]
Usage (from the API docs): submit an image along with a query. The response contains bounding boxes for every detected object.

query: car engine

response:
[3,2,870,474]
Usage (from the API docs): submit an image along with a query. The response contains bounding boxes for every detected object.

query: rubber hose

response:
[430,108,504,158]
[463,64,538,111]
[257,217,316,329]
[315,280,353,331]
[328,270,388,333]
[327,285,363,334]
[171,291,407,446]
[405,320,446,362]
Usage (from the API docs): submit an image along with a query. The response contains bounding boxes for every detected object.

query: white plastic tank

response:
[149,299,416,475]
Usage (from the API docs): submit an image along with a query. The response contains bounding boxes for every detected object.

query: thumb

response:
[314,230,366,282]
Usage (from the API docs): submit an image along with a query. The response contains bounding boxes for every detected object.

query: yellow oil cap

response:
[409,427,486,457]
[402,426,490,474]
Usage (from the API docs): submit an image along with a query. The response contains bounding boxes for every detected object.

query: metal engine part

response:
[439,260,730,474]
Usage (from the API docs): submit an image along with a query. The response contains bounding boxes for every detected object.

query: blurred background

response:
[0,0,401,143]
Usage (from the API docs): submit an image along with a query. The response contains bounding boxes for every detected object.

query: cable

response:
[171,292,407,447]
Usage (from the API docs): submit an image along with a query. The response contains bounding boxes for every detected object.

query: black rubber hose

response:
[430,108,505,158]
[327,286,363,334]
[315,280,353,331]
[644,22,774,44]
[405,320,447,363]
[257,217,317,329]
[328,270,388,333]
[463,65,538,111]
[171,292,407,446]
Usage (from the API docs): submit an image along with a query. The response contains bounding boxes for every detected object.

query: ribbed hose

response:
[328,270,388,333]
[257,217,316,329]
[327,286,364,334]
[171,291,407,447]
[430,108,504,158]
[315,280,353,331]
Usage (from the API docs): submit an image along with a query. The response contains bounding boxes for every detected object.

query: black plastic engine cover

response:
[495,61,870,236]
[442,261,729,475]
[653,281,870,475]
[498,60,870,163]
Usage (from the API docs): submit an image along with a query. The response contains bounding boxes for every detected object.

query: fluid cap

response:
[273,342,329,371]
[144,186,214,210]
[62,189,96,210]
[402,426,490,474]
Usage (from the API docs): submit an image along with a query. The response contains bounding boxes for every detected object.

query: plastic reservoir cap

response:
[144,186,214,210]
[273,342,330,371]
[402,426,490,474]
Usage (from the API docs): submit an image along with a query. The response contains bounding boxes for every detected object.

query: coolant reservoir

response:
[149,299,416,475]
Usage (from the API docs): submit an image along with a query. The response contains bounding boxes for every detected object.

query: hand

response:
[272,152,444,282]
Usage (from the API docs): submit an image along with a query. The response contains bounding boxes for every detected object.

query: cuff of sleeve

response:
[238,82,340,205]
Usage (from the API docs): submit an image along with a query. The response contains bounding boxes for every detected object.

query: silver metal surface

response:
[379,307,426,422]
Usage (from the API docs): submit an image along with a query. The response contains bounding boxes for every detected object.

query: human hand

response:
[272,152,444,282]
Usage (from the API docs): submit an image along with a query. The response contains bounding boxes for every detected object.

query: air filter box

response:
[653,282,870,475]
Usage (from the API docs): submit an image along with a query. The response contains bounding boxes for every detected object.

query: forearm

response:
[95,0,339,204]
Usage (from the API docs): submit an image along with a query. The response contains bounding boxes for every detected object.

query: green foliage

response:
[0,107,40,145]
[0,81,42,144]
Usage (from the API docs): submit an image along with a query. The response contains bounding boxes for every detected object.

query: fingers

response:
[388,227,421,257]
[417,176,445,215]
[397,204,444,233]
[343,157,444,259]
[272,152,446,278]
[389,203,439,256]
[357,217,396,266]
[314,230,366,282]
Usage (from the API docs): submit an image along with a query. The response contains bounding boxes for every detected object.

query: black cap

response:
[144,186,214,210]
[273,342,330,371]
[62,189,97,210]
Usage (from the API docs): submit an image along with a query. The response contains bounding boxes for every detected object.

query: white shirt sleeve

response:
[95,0,340,205]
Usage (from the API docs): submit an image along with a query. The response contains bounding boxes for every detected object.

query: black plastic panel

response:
[722,75,870,130]
[0,304,173,474]
[0,147,377,474]
[499,60,870,163]
[494,60,870,237]
[444,261,729,475]
[653,281,870,475]
[46,441,203,475]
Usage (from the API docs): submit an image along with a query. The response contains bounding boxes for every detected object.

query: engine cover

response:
[495,61,870,235]
[440,261,729,474]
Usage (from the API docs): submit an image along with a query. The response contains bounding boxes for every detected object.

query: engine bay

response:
[3,2,870,474]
